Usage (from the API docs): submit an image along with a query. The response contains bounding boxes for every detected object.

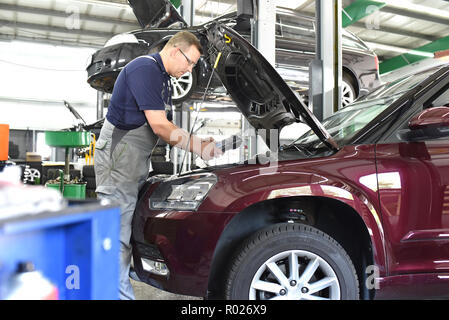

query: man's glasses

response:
[178,48,196,67]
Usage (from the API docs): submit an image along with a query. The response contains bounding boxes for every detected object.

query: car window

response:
[275,13,367,53]
[427,86,449,108]
[276,12,315,41]
[383,83,449,143]
[341,31,370,51]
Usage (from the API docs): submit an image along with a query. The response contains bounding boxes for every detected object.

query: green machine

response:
[44,130,91,199]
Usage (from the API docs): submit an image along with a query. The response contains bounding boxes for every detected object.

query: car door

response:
[375,139,449,275]
[375,83,449,277]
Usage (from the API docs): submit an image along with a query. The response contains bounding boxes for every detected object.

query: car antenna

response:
[178,52,223,176]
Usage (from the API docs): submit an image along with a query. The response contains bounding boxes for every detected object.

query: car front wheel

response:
[225,223,359,300]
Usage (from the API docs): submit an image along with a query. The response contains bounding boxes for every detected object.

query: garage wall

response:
[0,40,99,130]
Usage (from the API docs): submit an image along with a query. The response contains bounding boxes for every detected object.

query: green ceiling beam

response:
[340,0,449,74]
[170,0,181,9]
[342,0,386,28]
[379,35,449,74]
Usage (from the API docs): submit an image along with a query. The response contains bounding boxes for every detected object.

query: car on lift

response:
[86,0,380,107]
[128,23,449,300]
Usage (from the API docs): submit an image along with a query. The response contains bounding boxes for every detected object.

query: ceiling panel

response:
[0,0,448,70]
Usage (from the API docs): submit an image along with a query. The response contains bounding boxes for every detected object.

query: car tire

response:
[82,165,95,178]
[341,74,357,108]
[152,146,167,156]
[171,69,197,104]
[150,161,173,175]
[224,223,359,300]
[84,176,96,189]
[150,155,166,163]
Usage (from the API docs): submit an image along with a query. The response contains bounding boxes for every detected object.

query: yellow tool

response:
[214,52,222,69]
[85,133,96,165]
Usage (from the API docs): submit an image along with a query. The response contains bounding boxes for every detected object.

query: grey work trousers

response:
[94,118,158,300]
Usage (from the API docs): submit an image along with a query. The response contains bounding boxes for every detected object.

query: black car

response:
[86,0,380,106]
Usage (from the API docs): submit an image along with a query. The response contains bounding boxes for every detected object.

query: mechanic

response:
[94,31,222,300]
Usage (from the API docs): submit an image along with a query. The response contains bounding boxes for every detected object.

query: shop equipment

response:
[44,130,91,199]
[0,200,120,300]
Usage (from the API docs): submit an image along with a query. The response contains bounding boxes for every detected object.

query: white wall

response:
[0,40,99,130]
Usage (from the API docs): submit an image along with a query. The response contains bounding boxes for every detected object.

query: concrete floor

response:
[131,279,202,300]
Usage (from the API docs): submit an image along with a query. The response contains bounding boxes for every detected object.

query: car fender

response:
[207,170,387,274]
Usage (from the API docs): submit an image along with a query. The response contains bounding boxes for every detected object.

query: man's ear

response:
[169,46,178,58]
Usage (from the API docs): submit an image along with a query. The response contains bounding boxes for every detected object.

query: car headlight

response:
[149,173,217,211]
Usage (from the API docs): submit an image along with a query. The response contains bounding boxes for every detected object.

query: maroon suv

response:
[131,23,449,300]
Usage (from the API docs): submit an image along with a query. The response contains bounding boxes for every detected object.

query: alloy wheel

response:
[171,72,193,101]
[249,249,341,300]
[341,79,355,107]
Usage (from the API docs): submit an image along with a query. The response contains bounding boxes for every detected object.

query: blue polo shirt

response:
[106,53,172,130]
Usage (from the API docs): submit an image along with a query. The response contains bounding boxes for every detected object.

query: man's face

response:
[173,45,201,78]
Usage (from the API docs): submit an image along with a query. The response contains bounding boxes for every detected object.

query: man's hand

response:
[144,110,222,160]
[200,138,222,161]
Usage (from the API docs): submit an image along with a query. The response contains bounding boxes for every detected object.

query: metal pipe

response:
[96,91,104,120]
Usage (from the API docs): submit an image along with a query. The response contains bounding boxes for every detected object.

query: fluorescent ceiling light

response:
[383,0,449,20]
[70,0,131,9]
[366,42,434,58]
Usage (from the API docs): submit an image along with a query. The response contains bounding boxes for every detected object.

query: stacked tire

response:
[150,142,173,175]
[83,165,96,198]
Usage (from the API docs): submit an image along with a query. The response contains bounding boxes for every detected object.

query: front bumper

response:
[132,209,234,297]
[86,42,150,92]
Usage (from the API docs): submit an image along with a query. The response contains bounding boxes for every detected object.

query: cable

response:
[0,22,110,41]
[178,52,222,175]
[0,58,86,72]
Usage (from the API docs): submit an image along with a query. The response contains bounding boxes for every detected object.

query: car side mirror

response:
[409,106,449,130]
[398,107,449,141]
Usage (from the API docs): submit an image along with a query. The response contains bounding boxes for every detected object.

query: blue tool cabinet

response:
[0,200,120,300]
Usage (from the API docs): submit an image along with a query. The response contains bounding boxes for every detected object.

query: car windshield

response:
[291,94,399,148]
[361,67,440,100]
[289,65,446,150]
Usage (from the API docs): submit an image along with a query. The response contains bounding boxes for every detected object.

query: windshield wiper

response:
[280,143,313,156]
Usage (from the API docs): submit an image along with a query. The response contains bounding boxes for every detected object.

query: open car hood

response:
[128,0,187,29]
[205,23,338,151]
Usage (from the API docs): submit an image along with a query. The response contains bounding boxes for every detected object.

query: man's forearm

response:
[152,120,202,154]
[144,110,206,156]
